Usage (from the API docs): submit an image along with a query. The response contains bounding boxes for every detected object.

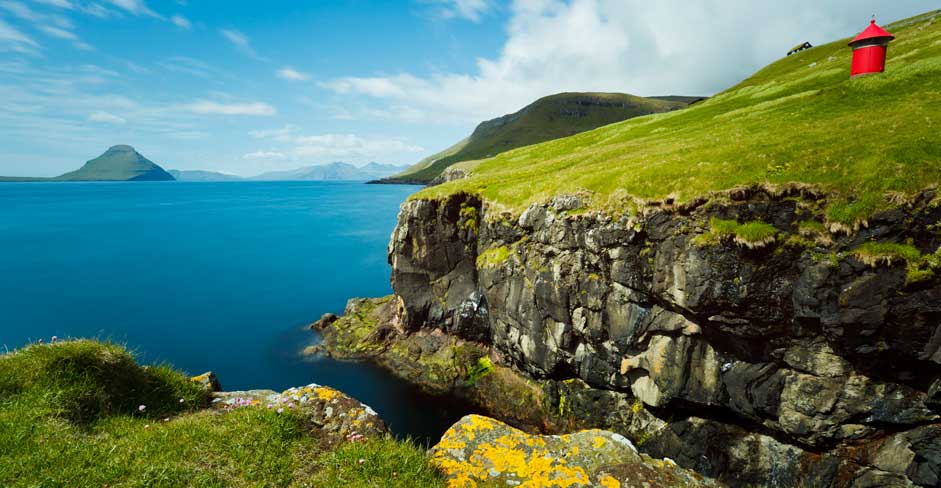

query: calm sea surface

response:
[0,181,474,443]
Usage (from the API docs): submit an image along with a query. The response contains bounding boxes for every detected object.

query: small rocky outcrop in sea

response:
[210,383,387,444]
[430,414,719,487]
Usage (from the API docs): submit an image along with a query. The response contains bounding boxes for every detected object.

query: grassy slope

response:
[0,340,443,487]
[386,92,688,183]
[420,11,941,225]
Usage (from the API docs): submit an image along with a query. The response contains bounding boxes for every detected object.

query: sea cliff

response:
[315,187,941,487]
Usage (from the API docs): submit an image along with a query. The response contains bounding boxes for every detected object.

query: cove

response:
[0,180,473,444]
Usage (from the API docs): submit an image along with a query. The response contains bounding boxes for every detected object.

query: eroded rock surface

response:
[431,414,719,488]
[375,188,941,487]
[211,384,386,444]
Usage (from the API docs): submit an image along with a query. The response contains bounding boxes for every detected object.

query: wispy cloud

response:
[33,0,74,8]
[242,151,286,160]
[249,125,297,141]
[248,126,423,164]
[88,110,126,124]
[2,0,92,50]
[170,14,190,29]
[426,0,492,22]
[220,28,264,60]
[277,67,309,81]
[292,134,423,160]
[105,0,160,18]
[0,17,39,53]
[182,100,276,116]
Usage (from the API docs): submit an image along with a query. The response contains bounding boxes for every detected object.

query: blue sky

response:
[0,0,932,176]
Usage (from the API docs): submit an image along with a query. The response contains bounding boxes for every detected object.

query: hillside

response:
[379,92,692,184]
[168,169,243,182]
[250,162,408,181]
[56,145,175,181]
[421,11,941,226]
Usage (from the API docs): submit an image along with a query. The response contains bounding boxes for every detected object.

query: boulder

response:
[211,383,386,444]
[431,414,721,487]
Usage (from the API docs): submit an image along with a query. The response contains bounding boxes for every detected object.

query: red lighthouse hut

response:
[849,19,895,77]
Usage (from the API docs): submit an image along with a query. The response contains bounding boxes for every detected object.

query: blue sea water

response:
[0,181,474,443]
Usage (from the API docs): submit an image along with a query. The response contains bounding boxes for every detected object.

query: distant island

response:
[0,146,409,183]
[0,145,175,182]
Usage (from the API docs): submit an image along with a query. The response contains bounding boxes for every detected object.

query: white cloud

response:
[220,28,264,59]
[170,14,190,29]
[2,1,92,50]
[88,111,126,124]
[0,17,39,53]
[220,28,248,47]
[33,0,73,7]
[106,0,159,17]
[292,134,424,160]
[277,67,309,81]
[37,24,77,40]
[249,125,297,141]
[182,100,277,116]
[324,0,931,124]
[247,126,423,164]
[242,151,286,160]
[429,0,492,22]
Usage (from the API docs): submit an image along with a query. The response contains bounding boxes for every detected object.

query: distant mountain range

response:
[170,162,408,181]
[0,146,408,183]
[167,170,242,182]
[246,162,409,181]
[375,92,704,185]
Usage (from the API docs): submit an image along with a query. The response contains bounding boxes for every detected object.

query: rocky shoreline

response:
[310,186,941,487]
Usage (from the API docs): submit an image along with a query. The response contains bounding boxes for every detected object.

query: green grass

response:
[0,340,444,487]
[853,240,941,283]
[386,92,688,183]
[695,217,778,248]
[466,357,494,386]
[418,10,941,226]
[476,245,511,268]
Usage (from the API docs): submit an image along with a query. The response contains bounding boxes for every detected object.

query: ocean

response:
[0,180,472,443]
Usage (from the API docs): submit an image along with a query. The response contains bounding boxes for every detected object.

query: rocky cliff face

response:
[386,188,941,487]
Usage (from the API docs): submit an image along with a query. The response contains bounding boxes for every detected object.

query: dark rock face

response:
[387,189,941,487]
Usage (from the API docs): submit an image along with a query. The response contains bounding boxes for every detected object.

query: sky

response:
[0,0,933,177]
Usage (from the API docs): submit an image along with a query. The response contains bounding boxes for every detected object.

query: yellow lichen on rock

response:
[314,386,341,401]
[431,415,718,488]
[599,475,621,488]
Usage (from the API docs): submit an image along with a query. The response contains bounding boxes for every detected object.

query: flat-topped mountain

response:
[375,92,697,184]
[56,145,174,181]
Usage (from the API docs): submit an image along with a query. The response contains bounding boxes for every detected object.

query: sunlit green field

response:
[420,11,941,225]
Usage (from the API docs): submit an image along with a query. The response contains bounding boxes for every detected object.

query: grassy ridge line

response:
[0,340,443,487]
[418,10,941,225]
[387,92,689,184]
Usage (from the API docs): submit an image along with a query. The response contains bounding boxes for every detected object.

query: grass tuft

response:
[695,218,778,249]
[0,339,446,487]
[853,241,940,283]
[476,245,511,269]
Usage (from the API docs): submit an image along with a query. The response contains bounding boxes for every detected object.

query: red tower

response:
[849,19,895,77]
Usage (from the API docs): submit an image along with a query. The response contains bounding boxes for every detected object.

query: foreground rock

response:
[317,185,941,487]
[431,414,720,487]
[211,383,387,444]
